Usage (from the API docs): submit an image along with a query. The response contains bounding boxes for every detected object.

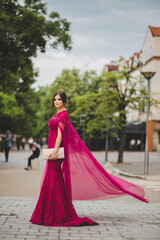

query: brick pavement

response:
[0,197,160,240]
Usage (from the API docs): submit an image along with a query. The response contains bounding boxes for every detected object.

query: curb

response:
[103,162,160,181]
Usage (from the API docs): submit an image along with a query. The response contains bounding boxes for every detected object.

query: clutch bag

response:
[43,147,65,160]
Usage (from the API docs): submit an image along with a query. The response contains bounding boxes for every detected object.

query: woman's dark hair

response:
[52,89,67,111]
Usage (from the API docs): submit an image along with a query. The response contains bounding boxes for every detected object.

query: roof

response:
[150,26,160,37]
[134,52,140,58]
[106,65,118,71]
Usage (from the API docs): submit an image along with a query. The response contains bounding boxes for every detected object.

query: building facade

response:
[127,26,160,151]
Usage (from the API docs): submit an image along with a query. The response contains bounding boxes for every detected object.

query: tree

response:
[0,0,72,93]
[0,0,72,134]
[100,59,147,163]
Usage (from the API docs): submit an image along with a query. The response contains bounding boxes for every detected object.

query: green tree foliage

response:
[0,0,72,93]
[0,91,24,129]
[0,0,72,135]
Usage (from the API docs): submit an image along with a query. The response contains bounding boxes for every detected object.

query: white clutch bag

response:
[43,147,65,160]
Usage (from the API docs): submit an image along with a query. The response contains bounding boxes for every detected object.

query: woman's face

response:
[54,94,64,108]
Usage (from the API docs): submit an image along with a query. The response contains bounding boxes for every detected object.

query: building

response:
[127,26,160,151]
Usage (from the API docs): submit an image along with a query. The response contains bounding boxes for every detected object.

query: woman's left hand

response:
[49,150,58,160]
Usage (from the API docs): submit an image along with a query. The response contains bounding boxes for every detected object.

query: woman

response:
[30,89,148,227]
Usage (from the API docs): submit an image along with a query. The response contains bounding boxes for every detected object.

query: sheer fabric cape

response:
[41,110,148,203]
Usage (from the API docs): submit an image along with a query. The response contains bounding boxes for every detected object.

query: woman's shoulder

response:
[53,110,69,122]
[59,110,69,119]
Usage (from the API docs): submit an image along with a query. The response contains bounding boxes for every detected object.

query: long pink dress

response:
[30,110,148,227]
[29,111,98,226]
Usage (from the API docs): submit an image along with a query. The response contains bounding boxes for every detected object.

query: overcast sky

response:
[33,0,160,89]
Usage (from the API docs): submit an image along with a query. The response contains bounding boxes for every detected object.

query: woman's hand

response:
[49,149,58,160]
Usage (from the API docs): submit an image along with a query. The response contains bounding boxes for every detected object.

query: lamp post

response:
[141,71,156,175]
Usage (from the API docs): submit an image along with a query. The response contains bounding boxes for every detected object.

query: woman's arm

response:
[49,127,62,160]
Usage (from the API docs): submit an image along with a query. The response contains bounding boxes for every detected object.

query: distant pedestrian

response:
[130,138,136,150]
[28,137,34,150]
[135,139,141,151]
[24,142,40,170]
[1,130,12,162]
[21,137,26,150]
[39,138,44,149]
[16,135,21,150]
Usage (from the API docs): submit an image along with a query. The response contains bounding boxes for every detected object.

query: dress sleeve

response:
[54,112,71,136]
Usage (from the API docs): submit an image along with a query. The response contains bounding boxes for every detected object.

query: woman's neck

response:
[57,107,66,113]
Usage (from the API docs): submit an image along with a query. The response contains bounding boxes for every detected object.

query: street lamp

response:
[141,71,156,175]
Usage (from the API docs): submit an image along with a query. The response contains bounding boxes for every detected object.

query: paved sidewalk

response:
[93,151,160,176]
[0,197,160,240]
